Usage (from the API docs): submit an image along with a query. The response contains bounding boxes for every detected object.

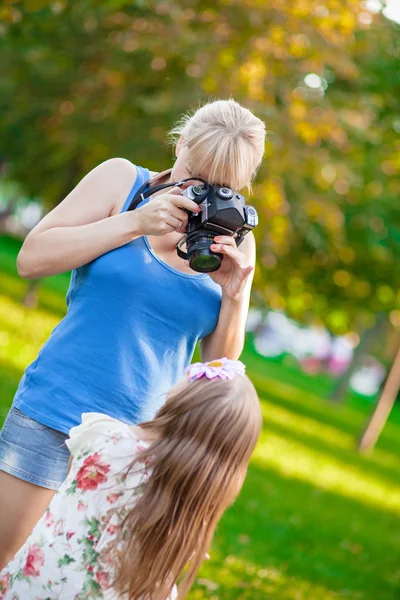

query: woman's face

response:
[170,139,208,190]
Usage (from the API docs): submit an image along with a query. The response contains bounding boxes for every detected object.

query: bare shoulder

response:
[43,158,139,222]
[85,158,138,214]
[90,157,137,186]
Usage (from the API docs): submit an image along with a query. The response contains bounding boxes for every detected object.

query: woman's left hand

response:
[206,236,254,300]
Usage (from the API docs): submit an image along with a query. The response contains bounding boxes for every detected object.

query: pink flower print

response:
[106,523,119,536]
[22,544,45,577]
[106,493,120,504]
[95,571,110,589]
[76,452,111,491]
[66,531,75,540]
[77,500,88,512]
[0,572,10,598]
[44,510,55,528]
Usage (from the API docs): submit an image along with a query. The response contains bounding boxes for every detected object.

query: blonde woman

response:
[0,359,262,599]
[0,99,266,567]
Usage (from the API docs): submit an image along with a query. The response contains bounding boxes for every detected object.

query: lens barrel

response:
[186,232,222,273]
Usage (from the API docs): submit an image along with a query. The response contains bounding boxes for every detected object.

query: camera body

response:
[177,184,258,273]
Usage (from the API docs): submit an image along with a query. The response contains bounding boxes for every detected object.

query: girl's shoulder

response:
[66,412,148,457]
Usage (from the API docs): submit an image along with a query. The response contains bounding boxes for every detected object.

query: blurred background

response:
[1,1,400,598]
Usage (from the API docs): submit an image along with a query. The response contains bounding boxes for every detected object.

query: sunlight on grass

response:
[0,295,59,373]
[191,552,364,600]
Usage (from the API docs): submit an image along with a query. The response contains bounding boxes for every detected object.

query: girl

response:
[0,100,266,565]
[0,358,262,599]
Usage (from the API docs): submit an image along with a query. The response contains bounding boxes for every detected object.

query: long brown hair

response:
[112,374,262,600]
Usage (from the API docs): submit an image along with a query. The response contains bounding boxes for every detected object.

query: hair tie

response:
[185,358,246,382]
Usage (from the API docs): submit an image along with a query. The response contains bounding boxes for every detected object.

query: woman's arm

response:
[200,233,255,361]
[17,158,141,278]
[17,158,201,279]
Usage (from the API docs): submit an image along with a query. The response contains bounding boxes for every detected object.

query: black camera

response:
[177,184,258,273]
[127,176,258,273]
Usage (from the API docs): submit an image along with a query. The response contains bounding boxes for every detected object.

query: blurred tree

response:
[250,13,400,336]
[0,1,399,337]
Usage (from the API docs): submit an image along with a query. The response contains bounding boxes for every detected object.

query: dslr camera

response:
[177,183,258,273]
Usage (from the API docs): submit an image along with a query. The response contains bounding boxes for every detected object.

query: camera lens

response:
[218,187,233,200]
[186,232,222,273]
[190,252,221,272]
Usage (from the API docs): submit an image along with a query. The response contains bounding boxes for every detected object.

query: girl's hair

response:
[113,374,262,600]
[168,99,266,192]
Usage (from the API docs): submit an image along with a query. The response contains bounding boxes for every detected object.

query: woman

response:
[0,99,266,567]
[0,359,262,599]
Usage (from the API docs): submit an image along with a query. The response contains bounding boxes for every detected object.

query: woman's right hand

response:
[134,187,201,236]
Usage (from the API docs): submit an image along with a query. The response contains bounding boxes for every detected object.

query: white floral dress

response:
[0,413,176,600]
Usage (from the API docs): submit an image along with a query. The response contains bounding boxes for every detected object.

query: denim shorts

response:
[0,405,70,490]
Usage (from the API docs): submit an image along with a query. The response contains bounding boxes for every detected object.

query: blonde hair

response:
[169,99,266,192]
[112,374,262,600]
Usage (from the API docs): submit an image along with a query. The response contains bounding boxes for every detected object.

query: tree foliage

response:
[1,1,399,333]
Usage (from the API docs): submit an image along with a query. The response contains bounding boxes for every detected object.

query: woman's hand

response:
[135,187,201,236]
[206,235,254,301]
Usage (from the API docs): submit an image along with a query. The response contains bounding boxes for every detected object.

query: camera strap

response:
[127,177,209,212]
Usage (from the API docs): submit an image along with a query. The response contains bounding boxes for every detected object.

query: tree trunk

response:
[330,314,386,403]
[22,280,41,308]
[358,342,400,452]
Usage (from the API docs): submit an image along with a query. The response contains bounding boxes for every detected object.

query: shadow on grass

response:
[247,364,400,456]
[207,462,400,600]
[256,389,400,487]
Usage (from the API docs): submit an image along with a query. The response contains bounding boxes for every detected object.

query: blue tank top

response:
[14,166,222,433]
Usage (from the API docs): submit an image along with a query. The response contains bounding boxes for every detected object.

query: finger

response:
[245,265,254,276]
[169,195,201,214]
[166,186,183,196]
[164,215,185,231]
[210,243,242,262]
[213,236,237,247]
[169,207,189,228]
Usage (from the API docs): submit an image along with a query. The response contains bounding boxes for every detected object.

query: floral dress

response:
[0,413,176,600]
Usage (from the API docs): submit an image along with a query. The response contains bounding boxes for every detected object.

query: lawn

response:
[1,235,400,599]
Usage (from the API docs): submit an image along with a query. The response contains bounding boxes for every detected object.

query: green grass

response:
[1,235,400,599]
